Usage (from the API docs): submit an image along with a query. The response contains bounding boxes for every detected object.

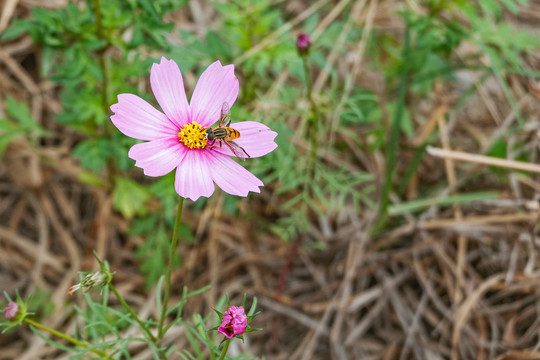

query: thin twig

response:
[427,146,540,174]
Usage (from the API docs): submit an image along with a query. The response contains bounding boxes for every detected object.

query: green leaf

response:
[135,222,173,287]
[5,97,38,131]
[40,46,56,77]
[0,20,31,40]
[78,170,106,188]
[72,139,111,172]
[0,132,23,158]
[388,191,500,216]
[186,285,211,298]
[243,326,262,334]
[137,0,161,20]
[212,308,224,322]
[0,119,19,133]
[112,177,150,219]
[247,297,258,317]
[155,275,165,318]
[184,325,205,359]
[247,311,261,323]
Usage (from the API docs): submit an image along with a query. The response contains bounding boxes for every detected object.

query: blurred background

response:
[1,0,540,359]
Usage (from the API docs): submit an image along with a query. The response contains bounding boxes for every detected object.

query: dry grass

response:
[2,1,540,359]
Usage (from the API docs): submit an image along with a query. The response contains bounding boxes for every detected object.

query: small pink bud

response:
[218,306,248,339]
[3,302,19,320]
[296,33,311,54]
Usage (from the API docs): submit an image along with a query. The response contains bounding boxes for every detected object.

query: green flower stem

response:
[301,54,320,192]
[24,318,108,359]
[373,23,411,234]
[108,283,157,343]
[92,0,110,136]
[158,196,185,340]
[92,0,104,39]
[217,339,231,360]
[92,0,116,186]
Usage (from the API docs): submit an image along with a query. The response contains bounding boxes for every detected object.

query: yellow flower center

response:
[178,122,208,149]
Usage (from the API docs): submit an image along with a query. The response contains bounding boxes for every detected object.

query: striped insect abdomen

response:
[225,127,240,140]
[212,127,229,140]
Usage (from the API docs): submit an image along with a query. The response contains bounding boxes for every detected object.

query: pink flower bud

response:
[296,33,311,54]
[218,305,248,339]
[3,302,19,320]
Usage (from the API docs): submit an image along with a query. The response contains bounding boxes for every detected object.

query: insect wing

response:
[224,139,247,161]
[218,102,231,127]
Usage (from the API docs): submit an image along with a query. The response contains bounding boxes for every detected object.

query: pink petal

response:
[128,138,186,177]
[3,302,19,320]
[174,150,215,200]
[190,61,239,127]
[110,94,178,141]
[218,325,234,339]
[204,150,263,196]
[150,57,190,128]
[232,323,246,335]
[212,121,278,159]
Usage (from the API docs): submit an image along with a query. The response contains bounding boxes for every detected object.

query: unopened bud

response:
[296,33,311,55]
[218,305,248,339]
[2,302,19,320]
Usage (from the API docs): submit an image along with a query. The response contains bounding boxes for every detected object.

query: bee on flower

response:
[110,58,278,201]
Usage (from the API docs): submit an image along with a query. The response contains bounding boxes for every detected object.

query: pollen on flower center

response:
[178,122,208,149]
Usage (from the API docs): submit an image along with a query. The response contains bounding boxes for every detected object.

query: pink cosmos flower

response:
[218,305,248,339]
[110,58,277,201]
